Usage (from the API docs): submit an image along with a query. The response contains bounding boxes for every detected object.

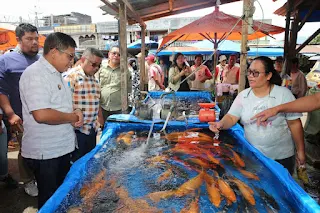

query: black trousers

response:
[276,155,295,175]
[72,129,97,163]
[24,153,71,208]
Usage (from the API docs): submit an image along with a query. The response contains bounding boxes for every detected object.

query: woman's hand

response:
[208,122,223,133]
[296,150,306,166]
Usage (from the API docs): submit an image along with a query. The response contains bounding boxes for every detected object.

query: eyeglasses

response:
[110,51,120,57]
[57,49,75,61]
[86,58,101,68]
[246,69,266,77]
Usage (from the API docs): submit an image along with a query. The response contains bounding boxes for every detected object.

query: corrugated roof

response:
[274,0,320,22]
[100,0,240,24]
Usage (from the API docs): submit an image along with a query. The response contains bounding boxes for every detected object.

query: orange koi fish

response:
[175,172,204,197]
[188,157,212,169]
[147,190,175,203]
[157,168,173,183]
[232,179,254,195]
[217,178,237,203]
[206,182,221,208]
[146,155,168,164]
[206,151,221,165]
[180,196,200,213]
[230,150,245,168]
[238,168,259,180]
[204,173,221,208]
[232,179,255,205]
[116,131,135,146]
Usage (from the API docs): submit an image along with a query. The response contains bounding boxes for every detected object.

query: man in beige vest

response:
[222,54,240,85]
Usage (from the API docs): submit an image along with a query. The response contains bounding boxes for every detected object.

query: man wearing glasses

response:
[64,48,104,162]
[97,45,131,121]
[0,23,39,195]
[19,32,83,208]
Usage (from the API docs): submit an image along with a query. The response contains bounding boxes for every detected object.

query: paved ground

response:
[0,116,318,213]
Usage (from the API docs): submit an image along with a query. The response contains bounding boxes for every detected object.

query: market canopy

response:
[159,7,285,49]
[127,37,158,49]
[0,28,46,51]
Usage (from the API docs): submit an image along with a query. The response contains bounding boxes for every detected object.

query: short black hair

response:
[275,56,283,62]
[83,47,104,59]
[195,54,203,60]
[43,32,77,55]
[15,23,38,40]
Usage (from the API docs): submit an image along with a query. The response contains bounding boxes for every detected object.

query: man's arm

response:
[0,58,23,131]
[252,92,320,123]
[32,109,79,125]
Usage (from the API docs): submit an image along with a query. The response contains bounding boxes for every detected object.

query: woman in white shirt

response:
[209,56,306,175]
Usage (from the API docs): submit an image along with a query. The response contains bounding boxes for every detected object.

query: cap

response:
[219,55,227,62]
[135,52,142,58]
[145,54,155,62]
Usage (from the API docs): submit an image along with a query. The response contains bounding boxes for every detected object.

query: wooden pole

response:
[286,9,300,74]
[118,2,128,112]
[283,0,294,76]
[239,0,250,92]
[140,25,146,91]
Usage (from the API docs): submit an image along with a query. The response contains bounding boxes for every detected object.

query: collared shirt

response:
[148,63,163,91]
[19,57,76,160]
[222,63,240,85]
[96,60,131,111]
[64,65,100,135]
[0,51,39,118]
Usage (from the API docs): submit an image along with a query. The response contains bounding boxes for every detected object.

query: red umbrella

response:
[159,7,285,49]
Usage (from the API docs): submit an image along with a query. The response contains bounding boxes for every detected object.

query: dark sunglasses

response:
[86,58,101,68]
[246,69,266,78]
[57,49,75,61]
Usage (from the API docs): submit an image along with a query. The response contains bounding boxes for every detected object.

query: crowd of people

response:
[0,23,318,209]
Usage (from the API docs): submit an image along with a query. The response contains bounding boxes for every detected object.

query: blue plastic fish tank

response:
[39,92,320,213]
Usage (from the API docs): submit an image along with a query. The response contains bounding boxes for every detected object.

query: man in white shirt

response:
[19,32,83,208]
[146,54,165,91]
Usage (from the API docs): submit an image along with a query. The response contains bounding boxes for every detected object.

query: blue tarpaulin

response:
[39,91,320,213]
[40,121,320,213]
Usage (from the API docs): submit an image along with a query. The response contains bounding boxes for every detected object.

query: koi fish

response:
[80,170,107,209]
[175,172,204,197]
[187,157,212,169]
[230,150,245,168]
[146,155,168,163]
[116,131,135,146]
[238,168,259,180]
[217,178,237,203]
[157,168,173,183]
[206,181,221,207]
[206,151,221,165]
[232,179,255,205]
[180,196,200,213]
[147,190,175,203]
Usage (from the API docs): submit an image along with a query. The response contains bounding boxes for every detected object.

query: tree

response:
[310,34,320,45]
